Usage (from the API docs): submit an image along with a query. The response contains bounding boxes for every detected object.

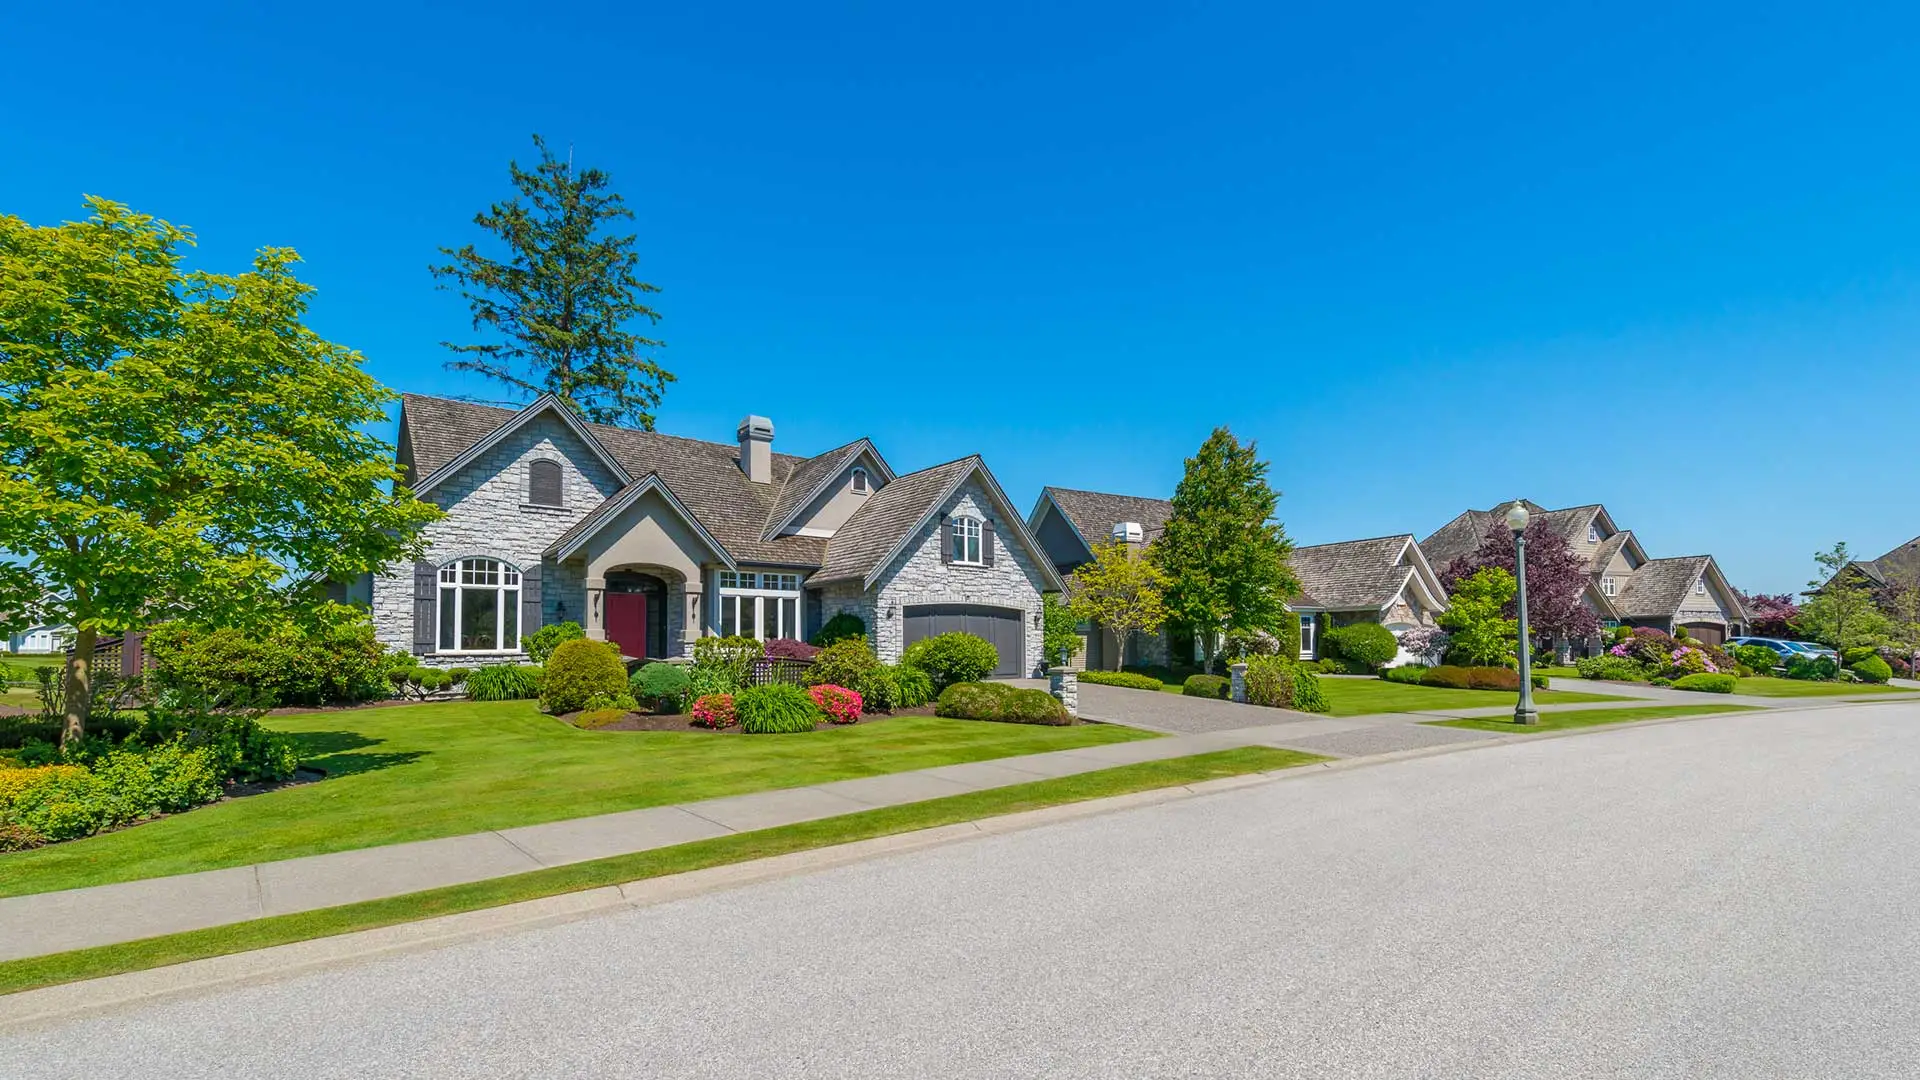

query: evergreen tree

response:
[434,135,672,428]
[1152,427,1299,672]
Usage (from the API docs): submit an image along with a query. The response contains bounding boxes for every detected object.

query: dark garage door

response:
[902,604,1024,677]
[1679,623,1726,646]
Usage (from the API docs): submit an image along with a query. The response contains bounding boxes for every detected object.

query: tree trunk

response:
[63,626,95,745]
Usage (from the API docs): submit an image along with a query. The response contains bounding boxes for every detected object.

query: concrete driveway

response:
[10,700,1918,1077]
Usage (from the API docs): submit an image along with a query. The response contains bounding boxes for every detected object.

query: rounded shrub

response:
[1849,655,1893,684]
[807,636,881,692]
[933,681,1065,724]
[1466,667,1520,691]
[1323,622,1399,671]
[540,639,629,714]
[1576,656,1649,682]
[808,684,863,724]
[811,612,866,648]
[1242,655,1300,708]
[737,684,823,733]
[1733,644,1778,674]
[1290,670,1330,713]
[1672,672,1737,693]
[1182,673,1230,699]
[466,664,543,701]
[902,632,1000,691]
[525,621,585,665]
[1649,677,1673,687]
[632,662,692,712]
[868,663,933,710]
[1421,665,1472,689]
[690,693,736,729]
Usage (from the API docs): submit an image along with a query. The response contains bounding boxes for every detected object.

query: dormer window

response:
[1601,576,1616,597]
[528,459,563,507]
[1588,524,1601,542]
[851,467,869,494]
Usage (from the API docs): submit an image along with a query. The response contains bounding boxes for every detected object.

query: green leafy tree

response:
[1799,542,1887,650]
[1437,568,1519,666]
[1883,564,1920,676]
[0,198,442,741]
[1041,592,1081,669]
[1152,427,1299,673]
[1067,540,1169,672]
[433,134,672,428]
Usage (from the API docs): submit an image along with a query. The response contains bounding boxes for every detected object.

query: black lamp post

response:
[1507,502,1539,725]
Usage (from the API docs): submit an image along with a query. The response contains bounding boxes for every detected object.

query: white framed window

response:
[1299,614,1316,660]
[1601,576,1616,597]
[717,570,803,640]
[1693,579,1706,595]
[1588,524,1601,542]
[437,558,521,652]
[950,517,983,565]
[851,467,869,494]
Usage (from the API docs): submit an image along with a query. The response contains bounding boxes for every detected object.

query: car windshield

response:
[1787,642,1827,653]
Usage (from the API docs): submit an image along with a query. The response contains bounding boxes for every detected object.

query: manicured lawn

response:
[0,699,1154,899]
[1729,678,1920,699]
[0,746,1325,996]
[0,655,61,680]
[1428,704,1763,733]
[1316,678,1633,717]
[1535,665,1583,678]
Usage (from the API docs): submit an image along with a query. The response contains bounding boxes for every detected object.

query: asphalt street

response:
[6,701,1919,1078]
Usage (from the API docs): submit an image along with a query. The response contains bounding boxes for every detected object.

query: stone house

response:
[365,394,1061,676]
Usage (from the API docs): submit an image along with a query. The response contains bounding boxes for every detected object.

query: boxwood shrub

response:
[1383,664,1427,685]
[1672,672,1737,693]
[631,662,692,712]
[1080,670,1165,691]
[540,639,629,714]
[736,684,823,733]
[1182,674,1230,699]
[1848,655,1893,684]
[1323,622,1399,671]
[902,632,1000,692]
[934,682,1068,725]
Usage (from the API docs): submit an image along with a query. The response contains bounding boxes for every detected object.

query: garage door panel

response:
[902,604,1023,677]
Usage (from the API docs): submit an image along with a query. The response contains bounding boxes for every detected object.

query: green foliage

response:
[1291,670,1330,713]
[432,135,672,429]
[1467,667,1520,691]
[0,198,442,740]
[1437,568,1519,666]
[1383,665,1428,685]
[1067,541,1168,671]
[1315,655,1374,675]
[856,661,934,712]
[1151,427,1299,672]
[690,635,763,694]
[145,611,394,707]
[810,612,866,648]
[1649,677,1673,687]
[901,632,1000,692]
[1672,673,1737,693]
[806,636,881,693]
[464,664,543,701]
[1785,654,1839,681]
[1079,670,1166,691]
[1732,645,1780,674]
[1242,654,1301,709]
[580,690,638,712]
[573,708,631,730]
[1324,622,1399,671]
[1041,593,1081,668]
[934,682,1068,725]
[631,663,692,712]
[525,622,584,665]
[139,692,302,784]
[1841,646,1877,665]
[1575,656,1649,681]
[1182,674,1231,699]
[1421,665,1472,689]
[735,684,822,734]
[1849,655,1893,684]
[540,639,628,714]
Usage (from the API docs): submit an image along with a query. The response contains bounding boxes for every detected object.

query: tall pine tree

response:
[1152,427,1299,672]
[433,135,673,428]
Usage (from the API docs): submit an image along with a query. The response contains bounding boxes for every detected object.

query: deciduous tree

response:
[1437,568,1519,666]
[1799,542,1886,651]
[1441,517,1599,644]
[0,198,441,741]
[1737,591,1800,639]
[434,135,672,428]
[1067,540,1169,672]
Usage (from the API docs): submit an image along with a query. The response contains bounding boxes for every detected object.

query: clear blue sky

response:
[5,2,1916,594]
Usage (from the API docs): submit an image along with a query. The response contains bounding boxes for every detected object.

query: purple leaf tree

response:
[1442,519,1601,642]
[1737,592,1799,638]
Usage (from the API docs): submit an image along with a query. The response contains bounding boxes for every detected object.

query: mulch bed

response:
[568,704,939,733]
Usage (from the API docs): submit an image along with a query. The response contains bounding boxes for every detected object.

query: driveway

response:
[10,701,1917,1077]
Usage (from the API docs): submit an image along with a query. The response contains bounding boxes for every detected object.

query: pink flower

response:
[807,684,863,724]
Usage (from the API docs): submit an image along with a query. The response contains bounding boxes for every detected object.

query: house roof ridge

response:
[399,390,814,466]
[1296,533,1414,550]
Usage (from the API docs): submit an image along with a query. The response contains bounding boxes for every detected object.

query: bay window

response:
[438,558,521,652]
[716,570,802,640]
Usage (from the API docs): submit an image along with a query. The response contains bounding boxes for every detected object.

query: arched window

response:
[528,459,563,507]
[438,557,521,652]
[850,467,869,494]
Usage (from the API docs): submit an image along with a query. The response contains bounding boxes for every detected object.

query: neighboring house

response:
[1290,536,1448,664]
[368,394,1060,676]
[5,623,70,654]
[1822,535,1920,598]
[1421,500,1748,648]
[1027,487,1175,671]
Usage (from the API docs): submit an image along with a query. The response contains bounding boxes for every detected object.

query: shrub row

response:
[1079,671,1166,692]
[1672,673,1736,693]
[934,682,1068,725]
[1421,665,1547,691]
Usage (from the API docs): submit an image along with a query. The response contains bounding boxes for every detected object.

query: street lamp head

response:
[1505,502,1530,535]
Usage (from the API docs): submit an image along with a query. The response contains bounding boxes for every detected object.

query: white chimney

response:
[737,415,774,484]
[1113,521,1145,544]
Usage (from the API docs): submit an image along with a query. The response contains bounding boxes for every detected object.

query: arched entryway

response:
[604,570,669,659]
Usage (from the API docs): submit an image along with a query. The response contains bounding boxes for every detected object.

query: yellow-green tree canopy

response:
[1067,540,1169,672]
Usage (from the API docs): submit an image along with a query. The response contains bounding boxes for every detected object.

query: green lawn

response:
[0,746,1324,996]
[1535,665,1582,678]
[0,700,1154,899]
[0,655,61,679]
[1428,704,1763,733]
[1729,678,1919,698]
[1316,678,1632,717]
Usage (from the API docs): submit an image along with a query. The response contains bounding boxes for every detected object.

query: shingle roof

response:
[1613,556,1711,619]
[811,457,979,585]
[1590,530,1631,571]
[1421,500,1604,571]
[1041,487,1174,549]
[1857,536,1920,588]
[1289,535,1418,611]
[760,439,875,541]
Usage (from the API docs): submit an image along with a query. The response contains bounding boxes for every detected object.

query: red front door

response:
[605,593,647,659]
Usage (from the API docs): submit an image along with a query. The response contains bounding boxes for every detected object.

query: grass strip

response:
[1426,704,1763,733]
[0,746,1324,997]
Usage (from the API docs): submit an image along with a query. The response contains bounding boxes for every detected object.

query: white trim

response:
[792,526,836,538]
[950,515,985,565]
[546,473,736,568]
[435,556,523,654]
[1601,576,1616,597]
[760,440,897,540]
[409,394,632,498]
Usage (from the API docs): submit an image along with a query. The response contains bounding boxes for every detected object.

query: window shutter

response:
[529,460,563,507]
[983,519,997,567]
[521,563,542,638]
[940,515,953,565]
[412,560,437,655]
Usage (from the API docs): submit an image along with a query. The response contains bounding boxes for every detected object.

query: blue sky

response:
[5,2,1917,594]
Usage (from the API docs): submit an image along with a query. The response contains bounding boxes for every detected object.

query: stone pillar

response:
[585,577,607,641]
[1048,668,1078,719]
[1230,662,1249,704]
[682,580,703,654]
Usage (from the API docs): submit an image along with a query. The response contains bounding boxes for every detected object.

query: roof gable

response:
[762,439,896,540]
[546,474,735,567]
[404,394,633,497]
[1036,487,1174,549]
[816,458,1065,591]
[1291,534,1441,613]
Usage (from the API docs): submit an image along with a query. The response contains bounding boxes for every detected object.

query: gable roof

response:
[1290,535,1444,613]
[1853,536,1920,588]
[1034,488,1175,554]
[1422,500,1623,573]
[545,474,736,567]
[761,438,894,540]
[404,394,634,495]
[1612,556,1713,620]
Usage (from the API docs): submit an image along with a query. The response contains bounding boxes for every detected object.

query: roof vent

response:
[1113,521,1145,544]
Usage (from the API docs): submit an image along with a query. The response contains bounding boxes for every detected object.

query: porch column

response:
[683,578,703,649]
[585,576,607,641]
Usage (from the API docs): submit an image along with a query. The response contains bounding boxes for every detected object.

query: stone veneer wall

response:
[372,413,625,661]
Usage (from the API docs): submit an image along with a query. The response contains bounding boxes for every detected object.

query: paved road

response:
[8,701,1920,1078]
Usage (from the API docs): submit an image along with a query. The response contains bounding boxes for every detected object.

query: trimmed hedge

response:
[540,639,629,714]
[1672,672,1737,693]
[1576,656,1649,682]
[902,632,1000,692]
[806,636,882,694]
[934,682,1068,725]
[1785,655,1839,681]
[1383,664,1427,685]
[1421,665,1542,691]
[1849,655,1893,684]
[1323,622,1399,671]
[1080,670,1166,691]
[1182,674,1230,699]
[736,684,823,734]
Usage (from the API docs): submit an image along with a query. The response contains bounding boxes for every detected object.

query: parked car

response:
[1728,637,1797,661]
[1785,641,1839,661]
